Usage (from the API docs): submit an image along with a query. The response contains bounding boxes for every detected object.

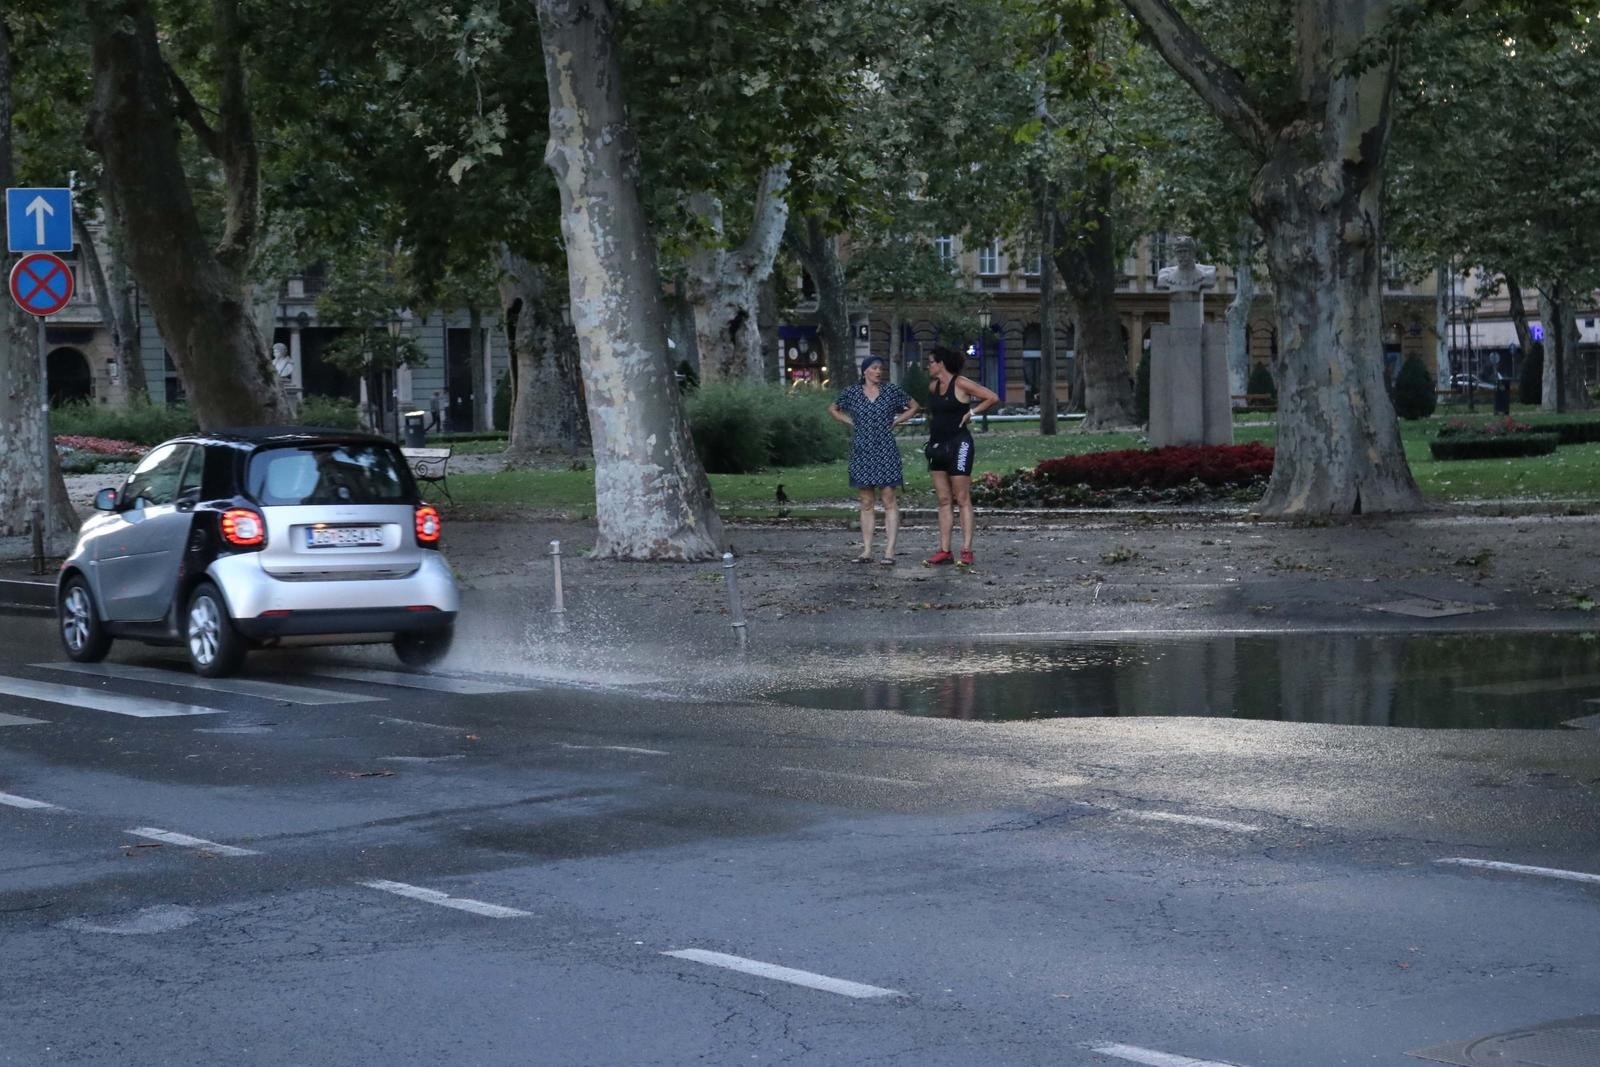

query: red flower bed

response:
[1034,442,1275,490]
[55,434,144,458]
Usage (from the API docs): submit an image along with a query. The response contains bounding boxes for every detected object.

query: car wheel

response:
[186,582,246,678]
[59,577,112,663]
[393,626,454,668]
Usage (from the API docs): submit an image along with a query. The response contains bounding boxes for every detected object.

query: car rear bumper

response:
[208,551,460,638]
[234,607,456,640]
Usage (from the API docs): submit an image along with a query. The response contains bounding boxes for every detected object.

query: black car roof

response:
[182,426,396,450]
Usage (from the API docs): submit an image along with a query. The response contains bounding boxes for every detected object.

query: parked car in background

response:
[57,427,458,677]
[1449,373,1502,392]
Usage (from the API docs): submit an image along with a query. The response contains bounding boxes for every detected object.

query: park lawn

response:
[449,408,1600,513]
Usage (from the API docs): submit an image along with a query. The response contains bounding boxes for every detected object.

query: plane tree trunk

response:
[1053,166,1137,430]
[786,213,855,388]
[535,0,723,561]
[495,244,588,460]
[1125,0,1423,514]
[685,163,790,382]
[84,0,284,429]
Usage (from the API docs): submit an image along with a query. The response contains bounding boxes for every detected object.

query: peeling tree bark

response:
[785,213,853,388]
[495,244,588,461]
[84,0,283,429]
[1225,232,1255,402]
[1052,167,1137,430]
[1125,0,1423,514]
[686,163,791,381]
[0,12,75,544]
[535,0,723,561]
[1540,282,1589,413]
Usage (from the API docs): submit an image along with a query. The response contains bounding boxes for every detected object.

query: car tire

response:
[185,582,246,678]
[393,626,454,668]
[59,577,112,663]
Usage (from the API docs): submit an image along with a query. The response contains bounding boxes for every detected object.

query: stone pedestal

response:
[1149,239,1233,448]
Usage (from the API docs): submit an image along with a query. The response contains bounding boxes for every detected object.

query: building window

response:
[1150,231,1170,276]
[1024,246,1042,278]
[935,235,954,266]
[978,240,1000,276]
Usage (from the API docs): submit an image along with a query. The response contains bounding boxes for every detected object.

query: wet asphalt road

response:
[2,608,1599,1067]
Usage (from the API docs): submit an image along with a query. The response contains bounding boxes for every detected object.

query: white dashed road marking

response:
[126,827,259,857]
[361,879,531,918]
[0,677,224,718]
[557,743,669,756]
[36,662,381,705]
[307,666,529,695]
[662,949,905,1000]
[1436,857,1600,886]
[1088,1043,1248,1067]
[0,712,47,727]
[0,791,67,812]
[777,766,927,788]
[1125,811,1263,834]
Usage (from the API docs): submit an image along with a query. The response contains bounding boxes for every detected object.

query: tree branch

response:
[165,64,224,158]
[734,161,791,276]
[1120,0,1272,155]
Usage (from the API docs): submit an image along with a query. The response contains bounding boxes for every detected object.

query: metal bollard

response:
[549,539,568,633]
[721,551,748,647]
[30,502,44,576]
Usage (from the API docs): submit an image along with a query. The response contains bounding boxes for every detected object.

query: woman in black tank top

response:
[922,345,998,567]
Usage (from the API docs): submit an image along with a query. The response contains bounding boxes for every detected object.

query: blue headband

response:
[860,356,885,373]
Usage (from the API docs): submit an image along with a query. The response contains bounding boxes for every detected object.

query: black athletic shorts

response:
[926,433,975,477]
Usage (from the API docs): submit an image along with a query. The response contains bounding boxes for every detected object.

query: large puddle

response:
[766,633,1600,729]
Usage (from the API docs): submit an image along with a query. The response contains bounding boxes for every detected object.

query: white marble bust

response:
[1156,237,1217,294]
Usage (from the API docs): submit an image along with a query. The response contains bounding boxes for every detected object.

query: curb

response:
[0,578,54,610]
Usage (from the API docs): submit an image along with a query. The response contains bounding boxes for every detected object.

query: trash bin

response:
[403,410,427,448]
[1493,378,1512,416]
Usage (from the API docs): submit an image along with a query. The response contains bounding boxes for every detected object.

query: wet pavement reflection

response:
[767,633,1600,729]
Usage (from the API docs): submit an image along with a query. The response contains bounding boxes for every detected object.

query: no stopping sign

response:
[9,252,74,317]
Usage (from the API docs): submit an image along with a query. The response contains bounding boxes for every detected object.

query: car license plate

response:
[306,526,383,548]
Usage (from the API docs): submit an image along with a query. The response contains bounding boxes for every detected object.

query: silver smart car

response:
[57,427,459,677]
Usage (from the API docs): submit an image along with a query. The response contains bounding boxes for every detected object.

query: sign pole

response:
[37,315,49,562]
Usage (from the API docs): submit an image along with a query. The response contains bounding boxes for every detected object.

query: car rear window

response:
[247,444,413,506]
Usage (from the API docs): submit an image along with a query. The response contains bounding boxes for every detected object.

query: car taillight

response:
[220,508,265,548]
[415,505,442,546]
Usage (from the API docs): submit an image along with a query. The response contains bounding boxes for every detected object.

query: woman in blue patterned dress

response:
[829,356,920,564]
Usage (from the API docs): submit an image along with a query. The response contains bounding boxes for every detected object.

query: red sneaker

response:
[924,550,955,566]
[958,549,974,567]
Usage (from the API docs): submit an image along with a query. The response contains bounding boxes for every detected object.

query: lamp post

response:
[384,314,403,436]
[975,305,993,431]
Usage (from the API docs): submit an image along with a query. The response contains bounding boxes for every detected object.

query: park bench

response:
[401,446,454,505]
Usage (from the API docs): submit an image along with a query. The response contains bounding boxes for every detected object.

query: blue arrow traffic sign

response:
[5,187,73,253]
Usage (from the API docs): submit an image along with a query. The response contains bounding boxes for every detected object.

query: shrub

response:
[1134,348,1151,424]
[1033,442,1275,490]
[901,361,929,405]
[686,380,848,473]
[1519,342,1543,405]
[1429,433,1558,460]
[295,394,362,429]
[52,396,196,445]
[1392,355,1438,419]
[493,371,512,431]
[1246,361,1277,400]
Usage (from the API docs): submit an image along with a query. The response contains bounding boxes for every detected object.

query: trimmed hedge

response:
[685,380,848,474]
[1428,433,1559,460]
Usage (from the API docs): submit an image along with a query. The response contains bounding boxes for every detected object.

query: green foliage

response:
[295,395,362,430]
[1392,356,1438,420]
[1247,362,1277,399]
[1134,349,1151,424]
[51,398,196,446]
[1429,433,1559,461]
[1520,343,1544,405]
[677,360,700,394]
[684,381,847,474]
[900,362,929,405]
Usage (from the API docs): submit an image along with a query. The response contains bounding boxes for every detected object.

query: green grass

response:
[450,405,1600,513]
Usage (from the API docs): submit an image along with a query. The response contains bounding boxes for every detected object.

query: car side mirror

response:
[93,488,118,512]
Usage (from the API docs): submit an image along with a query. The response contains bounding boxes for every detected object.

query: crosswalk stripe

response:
[1088,1043,1246,1067]
[0,791,67,812]
[0,677,224,718]
[662,949,905,999]
[1436,857,1600,886]
[361,879,530,918]
[35,662,381,705]
[127,827,258,856]
[0,712,48,727]
[306,665,529,695]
